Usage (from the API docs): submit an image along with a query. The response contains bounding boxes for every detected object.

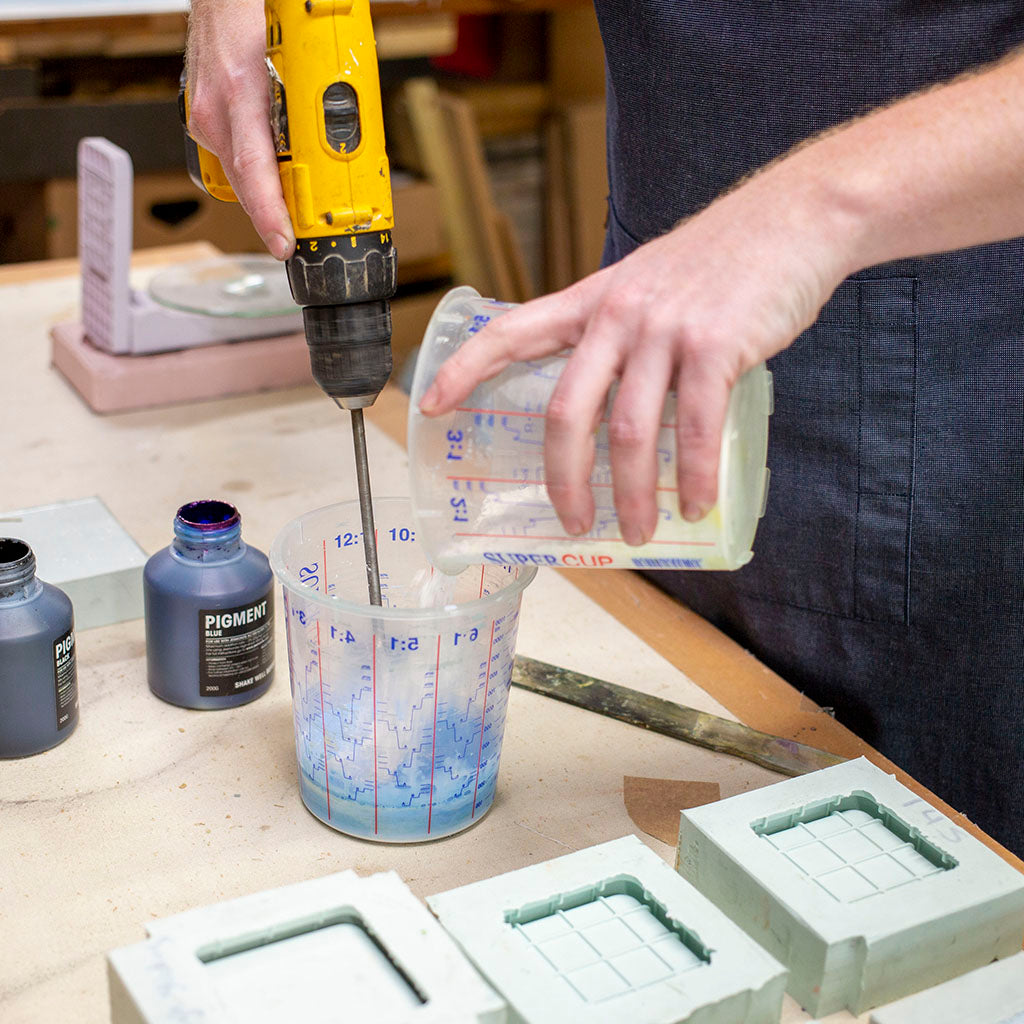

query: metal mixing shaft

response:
[350,409,382,606]
[299,301,393,608]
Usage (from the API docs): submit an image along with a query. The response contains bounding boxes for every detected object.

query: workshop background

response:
[0,1,607,379]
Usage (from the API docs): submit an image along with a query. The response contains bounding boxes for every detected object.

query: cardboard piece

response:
[27,172,446,266]
[543,100,608,291]
[623,776,721,845]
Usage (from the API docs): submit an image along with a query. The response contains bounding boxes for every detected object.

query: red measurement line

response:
[372,635,378,835]
[471,620,496,819]
[315,620,331,821]
[447,474,677,493]
[427,634,441,835]
[478,564,486,598]
[455,407,677,430]
[456,406,536,418]
[454,532,716,547]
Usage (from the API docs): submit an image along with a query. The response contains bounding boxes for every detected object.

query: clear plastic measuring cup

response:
[408,286,773,574]
[270,498,535,842]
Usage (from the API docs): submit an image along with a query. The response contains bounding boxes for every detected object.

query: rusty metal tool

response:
[511,654,845,777]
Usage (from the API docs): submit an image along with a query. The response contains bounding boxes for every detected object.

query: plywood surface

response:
[0,250,1015,1024]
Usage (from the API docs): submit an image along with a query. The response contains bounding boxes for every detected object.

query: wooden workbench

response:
[0,248,1018,1024]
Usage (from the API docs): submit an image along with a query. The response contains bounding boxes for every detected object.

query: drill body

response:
[183,0,396,410]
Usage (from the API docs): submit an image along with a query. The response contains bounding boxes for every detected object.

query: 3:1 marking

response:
[446,428,464,461]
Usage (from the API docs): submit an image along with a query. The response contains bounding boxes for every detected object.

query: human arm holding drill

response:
[185,2,1024,545]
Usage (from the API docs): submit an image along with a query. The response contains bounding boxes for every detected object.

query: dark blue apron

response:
[593,1,1024,854]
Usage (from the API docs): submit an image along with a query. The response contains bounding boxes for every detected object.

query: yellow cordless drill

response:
[180,0,395,605]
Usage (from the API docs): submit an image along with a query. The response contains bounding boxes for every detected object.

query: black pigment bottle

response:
[144,500,274,709]
[0,538,78,757]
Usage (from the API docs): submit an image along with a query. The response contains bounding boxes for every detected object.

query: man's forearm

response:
[768,46,1024,275]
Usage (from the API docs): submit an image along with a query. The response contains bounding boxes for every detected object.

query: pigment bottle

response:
[144,500,274,709]
[0,538,78,757]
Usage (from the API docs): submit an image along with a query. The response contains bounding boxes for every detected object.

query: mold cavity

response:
[0,538,30,565]
[197,908,426,1021]
[752,791,957,904]
[504,875,710,1004]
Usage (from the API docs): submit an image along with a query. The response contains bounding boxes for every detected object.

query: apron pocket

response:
[735,276,918,625]
[603,199,645,266]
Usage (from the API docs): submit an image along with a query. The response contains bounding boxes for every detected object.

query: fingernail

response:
[622,526,644,546]
[682,503,709,523]
[269,232,292,261]
[419,385,438,414]
[564,518,585,536]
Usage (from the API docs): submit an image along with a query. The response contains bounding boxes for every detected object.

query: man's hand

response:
[185,0,294,260]
[420,164,857,544]
[420,45,1024,545]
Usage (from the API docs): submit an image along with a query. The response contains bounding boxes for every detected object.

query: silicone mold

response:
[428,835,787,1024]
[677,758,1024,1016]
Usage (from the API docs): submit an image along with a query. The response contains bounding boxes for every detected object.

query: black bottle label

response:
[53,628,78,731]
[198,590,274,697]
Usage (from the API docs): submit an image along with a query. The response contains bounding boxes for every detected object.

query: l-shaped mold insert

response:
[428,835,787,1024]
[677,757,1024,1017]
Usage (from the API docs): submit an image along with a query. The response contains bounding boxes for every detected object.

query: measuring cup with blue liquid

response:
[270,498,535,842]
[408,286,774,574]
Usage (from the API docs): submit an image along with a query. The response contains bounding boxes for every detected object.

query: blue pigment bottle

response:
[0,538,78,757]
[144,501,274,709]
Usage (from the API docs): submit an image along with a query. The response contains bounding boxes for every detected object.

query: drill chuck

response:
[286,230,397,410]
[302,300,393,410]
